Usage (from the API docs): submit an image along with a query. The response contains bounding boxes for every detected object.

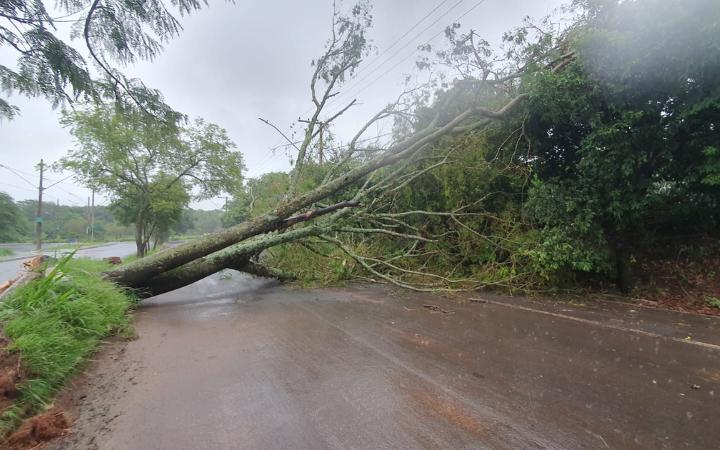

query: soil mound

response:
[7,407,70,449]
[0,338,22,413]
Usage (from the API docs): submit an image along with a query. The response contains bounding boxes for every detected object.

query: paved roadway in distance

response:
[0,242,136,283]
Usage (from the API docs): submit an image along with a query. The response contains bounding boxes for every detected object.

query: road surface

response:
[49,272,719,449]
[0,242,63,282]
[0,242,136,283]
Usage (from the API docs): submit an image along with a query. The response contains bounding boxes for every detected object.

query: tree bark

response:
[135,221,145,258]
[135,224,326,297]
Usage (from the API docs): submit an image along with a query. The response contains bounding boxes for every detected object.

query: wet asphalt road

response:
[50,272,720,450]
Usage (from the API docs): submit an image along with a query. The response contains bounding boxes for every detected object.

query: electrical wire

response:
[323,0,468,113]
[0,163,37,189]
[324,0,490,119]
[298,0,458,120]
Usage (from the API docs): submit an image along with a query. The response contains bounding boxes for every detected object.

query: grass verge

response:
[0,254,135,439]
[0,249,14,258]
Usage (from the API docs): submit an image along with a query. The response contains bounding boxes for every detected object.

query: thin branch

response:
[259,117,301,152]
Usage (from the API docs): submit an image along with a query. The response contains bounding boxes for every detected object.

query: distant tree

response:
[110,173,190,252]
[185,209,223,235]
[222,172,291,227]
[59,106,244,257]
[0,192,30,242]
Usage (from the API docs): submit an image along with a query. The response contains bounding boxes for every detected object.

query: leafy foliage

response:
[270,0,720,293]
[0,0,209,120]
[0,192,30,242]
[109,173,190,248]
[59,106,243,256]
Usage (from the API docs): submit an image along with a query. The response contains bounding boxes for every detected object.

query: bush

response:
[264,242,358,287]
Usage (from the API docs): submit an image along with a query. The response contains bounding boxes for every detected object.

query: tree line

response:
[0,192,224,243]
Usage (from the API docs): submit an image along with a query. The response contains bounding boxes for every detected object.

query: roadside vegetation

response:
[225,0,720,314]
[0,255,134,441]
[1,0,717,312]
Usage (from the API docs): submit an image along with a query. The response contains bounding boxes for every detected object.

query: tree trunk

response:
[135,221,145,258]
[135,224,325,297]
[613,239,634,294]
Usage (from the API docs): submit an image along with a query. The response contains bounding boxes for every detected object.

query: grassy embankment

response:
[0,255,135,437]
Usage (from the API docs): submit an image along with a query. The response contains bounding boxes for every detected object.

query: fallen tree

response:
[96,2,577,297]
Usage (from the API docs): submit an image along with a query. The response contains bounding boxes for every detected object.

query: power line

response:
[0,165,34,176]
[0,181,37,193]
[53,184,86,203]
[285,1,468,177]
[44,174,74,190]
[325,0,490,119]
[0,163,38,189]
[298,0,454,120]
[323,0,468,113]
[359,0,452,77]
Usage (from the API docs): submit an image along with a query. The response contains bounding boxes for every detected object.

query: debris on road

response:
[422,304,455,314]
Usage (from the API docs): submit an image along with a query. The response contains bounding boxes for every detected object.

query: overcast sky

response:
[0,0,564,210]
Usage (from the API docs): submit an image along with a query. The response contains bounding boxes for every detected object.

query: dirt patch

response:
[387,327,433,347]
[635,256,720,316]
[6,407,70,449]
[0,337,23,414]
[409,388,487,436]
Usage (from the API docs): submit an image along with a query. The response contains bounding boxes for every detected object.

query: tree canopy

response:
[59,106,243,256]
[0,192,30,242]
[1,0,207,120]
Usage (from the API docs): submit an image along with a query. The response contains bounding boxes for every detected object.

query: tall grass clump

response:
[0,254,134,435]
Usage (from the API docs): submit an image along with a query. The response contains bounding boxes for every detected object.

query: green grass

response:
[0,248,13,257]
[0,254,134,436]
[706,296,720,309]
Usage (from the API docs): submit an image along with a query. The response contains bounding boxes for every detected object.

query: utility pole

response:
[90,190,95,242]
[87,196,91,240]
[35,159,44,251]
